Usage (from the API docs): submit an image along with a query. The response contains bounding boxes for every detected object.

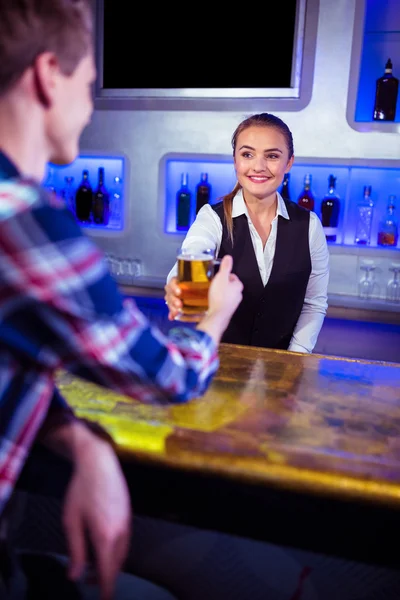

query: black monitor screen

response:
[102,1,299,89]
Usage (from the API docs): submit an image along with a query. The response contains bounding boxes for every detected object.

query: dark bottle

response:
[176,173,191,231]
[297,174,315,211]
[75,169,93,223]
[373,58,399,122]
[195,172,212,214]
[93,167,110,225]
[321,175,340,242]
[280,173,291,201]
[377,195,398,247]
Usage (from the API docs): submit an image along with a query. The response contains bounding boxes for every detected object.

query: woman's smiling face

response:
[234,125,294,202]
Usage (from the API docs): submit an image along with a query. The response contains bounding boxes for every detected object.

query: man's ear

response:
[32,52,60,108]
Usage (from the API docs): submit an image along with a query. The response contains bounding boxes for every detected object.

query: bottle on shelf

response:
[195,172,212,214]
[320,174,340,242]
[110,175,123,227]
[75,169,93,223]
[354,185,374,245]
[297,173,315,211]
[44,167,56,194]
[373,58,399,122]
[93,167,110,225]
[43,166,59,205]
[377,195,398,247]
[63,176,75,215]
[280,173,291,201]
[176,173,192,231]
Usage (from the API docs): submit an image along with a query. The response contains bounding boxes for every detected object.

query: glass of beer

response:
[176,247,220,322]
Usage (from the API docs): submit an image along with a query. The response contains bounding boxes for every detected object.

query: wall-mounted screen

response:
[95,0,319,109]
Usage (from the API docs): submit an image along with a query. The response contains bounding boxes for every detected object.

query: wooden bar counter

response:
[25,344,400,568]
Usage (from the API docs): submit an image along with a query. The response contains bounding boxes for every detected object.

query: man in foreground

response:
[0,1,243,598]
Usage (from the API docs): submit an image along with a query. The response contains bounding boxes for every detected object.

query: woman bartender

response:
[165,113,330,353]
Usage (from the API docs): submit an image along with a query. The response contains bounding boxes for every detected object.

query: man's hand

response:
[196,255,243,344]
[42,422,132,600]
[207,255,243,322]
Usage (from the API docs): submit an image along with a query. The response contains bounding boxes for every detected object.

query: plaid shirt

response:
[0,152,218,516]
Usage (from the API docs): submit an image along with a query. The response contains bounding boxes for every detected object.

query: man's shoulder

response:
[0,178,51,221]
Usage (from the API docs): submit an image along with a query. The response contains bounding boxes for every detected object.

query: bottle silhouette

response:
[320,175,340,242]
[176,173,191,231]
[280,173,291,201]
[75,170,93,223]
[93,167,110,225]
[297,174,315,211]
[195,173,212,214]
[373,58,399,122]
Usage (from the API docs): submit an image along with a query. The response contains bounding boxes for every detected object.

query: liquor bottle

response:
[373,58,399,122]
[297,174,315,211]
[354,185,374,245]
[195,172,212,214]
[176,173,191,231]
[280,173,291,201]
[43,166,59,206]
[110,175,123,227]
[75,169,93,223]
[44,166,57,195]
[320,175,340,242]
[63,176,75,215]
[93,167,110,225]
[377,195,398,247]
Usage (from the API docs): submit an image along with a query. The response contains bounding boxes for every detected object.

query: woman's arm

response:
[288,212,330,354]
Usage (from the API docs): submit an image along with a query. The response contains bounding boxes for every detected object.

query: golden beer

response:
[177,252,215,321]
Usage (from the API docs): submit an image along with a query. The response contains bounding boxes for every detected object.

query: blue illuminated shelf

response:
[160,153,400,252]
[43,151,128,235]
[347,0,400,132]
[160,153,236,234]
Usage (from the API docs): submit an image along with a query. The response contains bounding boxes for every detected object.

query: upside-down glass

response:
[358,264,378,300]
[387,266,400,303]
[175,248,220,322]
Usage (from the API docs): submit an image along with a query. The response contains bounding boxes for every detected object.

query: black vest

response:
[212,199,311,349]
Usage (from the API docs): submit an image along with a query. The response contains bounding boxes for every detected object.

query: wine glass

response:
[121,258,134,284]
[358,264,378,300]
[386,265,400,303]
[107,254,121,278]
[130,259,142,279]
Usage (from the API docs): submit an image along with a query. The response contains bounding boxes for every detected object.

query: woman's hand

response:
[164,277,183,321]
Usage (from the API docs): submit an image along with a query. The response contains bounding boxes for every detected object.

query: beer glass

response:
[175,247,220,322]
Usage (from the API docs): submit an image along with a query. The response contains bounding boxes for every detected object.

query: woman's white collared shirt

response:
[167,190,330,354]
